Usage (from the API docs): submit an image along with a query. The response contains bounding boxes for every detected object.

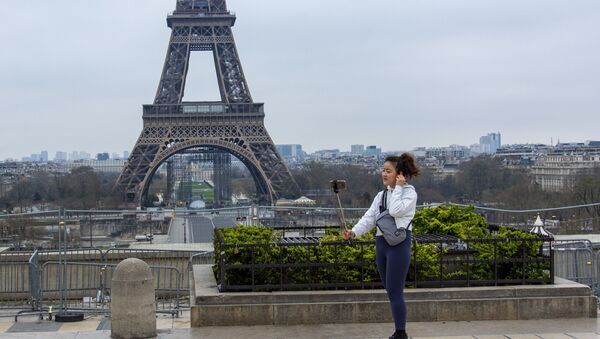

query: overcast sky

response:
[1,0,599,160]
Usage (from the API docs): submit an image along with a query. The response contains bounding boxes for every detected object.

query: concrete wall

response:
[191,265,597,326]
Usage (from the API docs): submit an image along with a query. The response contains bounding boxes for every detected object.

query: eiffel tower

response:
[115,0,298,205]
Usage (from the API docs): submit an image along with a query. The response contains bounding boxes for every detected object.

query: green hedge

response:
[214,205,550,290]
[411,205,548,282]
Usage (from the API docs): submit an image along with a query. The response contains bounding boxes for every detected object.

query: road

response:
[168,214,237,243]
[167,217,186,243]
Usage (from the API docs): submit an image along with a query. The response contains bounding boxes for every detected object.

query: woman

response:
[343,153,419,339]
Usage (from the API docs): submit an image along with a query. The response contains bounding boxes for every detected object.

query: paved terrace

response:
[0,223,597,337]
[0,313,599,338]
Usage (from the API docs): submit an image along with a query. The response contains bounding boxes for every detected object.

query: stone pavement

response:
[0,313,599,338]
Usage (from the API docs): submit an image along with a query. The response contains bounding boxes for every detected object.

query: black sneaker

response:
[389,330,408,339]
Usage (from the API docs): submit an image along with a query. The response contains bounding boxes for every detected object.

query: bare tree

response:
[572,167,600,230]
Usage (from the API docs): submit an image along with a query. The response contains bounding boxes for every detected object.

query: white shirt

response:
[351,184,417,237]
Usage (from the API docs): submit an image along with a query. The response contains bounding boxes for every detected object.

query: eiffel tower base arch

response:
[116,117,298,207]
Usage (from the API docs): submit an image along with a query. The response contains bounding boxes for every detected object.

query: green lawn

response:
[177,180,215,203]
[191,181,214,203]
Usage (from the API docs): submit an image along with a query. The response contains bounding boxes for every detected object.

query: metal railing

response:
[179,203,599,234]
[217,239,379,291]
[143,103,264,116]
[0,209,170,251]
[188,251,214,271]
[412,235,553,288]
[2,204,597,248]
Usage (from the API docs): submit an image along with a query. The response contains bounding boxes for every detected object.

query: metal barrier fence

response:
[28,250,42,313]
[104,248,213,295]
[594,251,600,297]
[554,245,594,287]
[0,247,212,318]
[40,261,182,315]
[554,239,593,249]
[0,261,32,310]
[0,249,40,314]
[552,239,598,300]
[41,261,111,313]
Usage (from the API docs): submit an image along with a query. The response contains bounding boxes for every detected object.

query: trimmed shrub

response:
[214,205,550,290]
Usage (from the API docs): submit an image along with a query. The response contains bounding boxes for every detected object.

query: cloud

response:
[1,0,599,159]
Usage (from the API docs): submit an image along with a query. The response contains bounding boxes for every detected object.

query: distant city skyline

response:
[15,150,130,162]
[8,133,600,163]
[1,1,599,160]
[3,133,589,162]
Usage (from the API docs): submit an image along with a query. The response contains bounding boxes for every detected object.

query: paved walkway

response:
[0,314,599,338]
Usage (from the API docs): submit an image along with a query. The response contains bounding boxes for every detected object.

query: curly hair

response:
[384,153,420,179]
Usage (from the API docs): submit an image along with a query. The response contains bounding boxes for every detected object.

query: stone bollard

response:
[111,258,156,339]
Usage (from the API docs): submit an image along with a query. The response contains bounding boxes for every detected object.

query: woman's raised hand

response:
[396,172,406,186]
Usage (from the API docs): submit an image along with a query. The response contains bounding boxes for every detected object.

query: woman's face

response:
[382,161,398,187]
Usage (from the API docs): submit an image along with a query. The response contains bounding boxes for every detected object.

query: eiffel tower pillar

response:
[115,0,299,206]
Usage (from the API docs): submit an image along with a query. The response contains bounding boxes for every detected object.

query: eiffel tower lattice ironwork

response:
[115,0,298,205]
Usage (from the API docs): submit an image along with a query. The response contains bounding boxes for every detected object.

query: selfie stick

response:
[330,180,348,230]
[336,193,348,229]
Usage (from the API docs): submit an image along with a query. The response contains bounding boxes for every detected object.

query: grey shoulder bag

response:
[376,190,407,246]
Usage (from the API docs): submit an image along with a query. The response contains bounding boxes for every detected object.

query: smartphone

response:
[330,180,347,193]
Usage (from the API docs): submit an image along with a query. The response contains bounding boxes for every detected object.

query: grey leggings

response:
[376,231,411,331]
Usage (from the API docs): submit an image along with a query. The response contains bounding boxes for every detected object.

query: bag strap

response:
[379,190,387,213]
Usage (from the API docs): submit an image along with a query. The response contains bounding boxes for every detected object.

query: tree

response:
[292,162,380,207]
[8,176,33,212]
[571,168,600,231]
[231,178,256,197]
[454,156,504,202]
[61,167,101,209]
[411,167,456,203]
[30,171,59,203]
